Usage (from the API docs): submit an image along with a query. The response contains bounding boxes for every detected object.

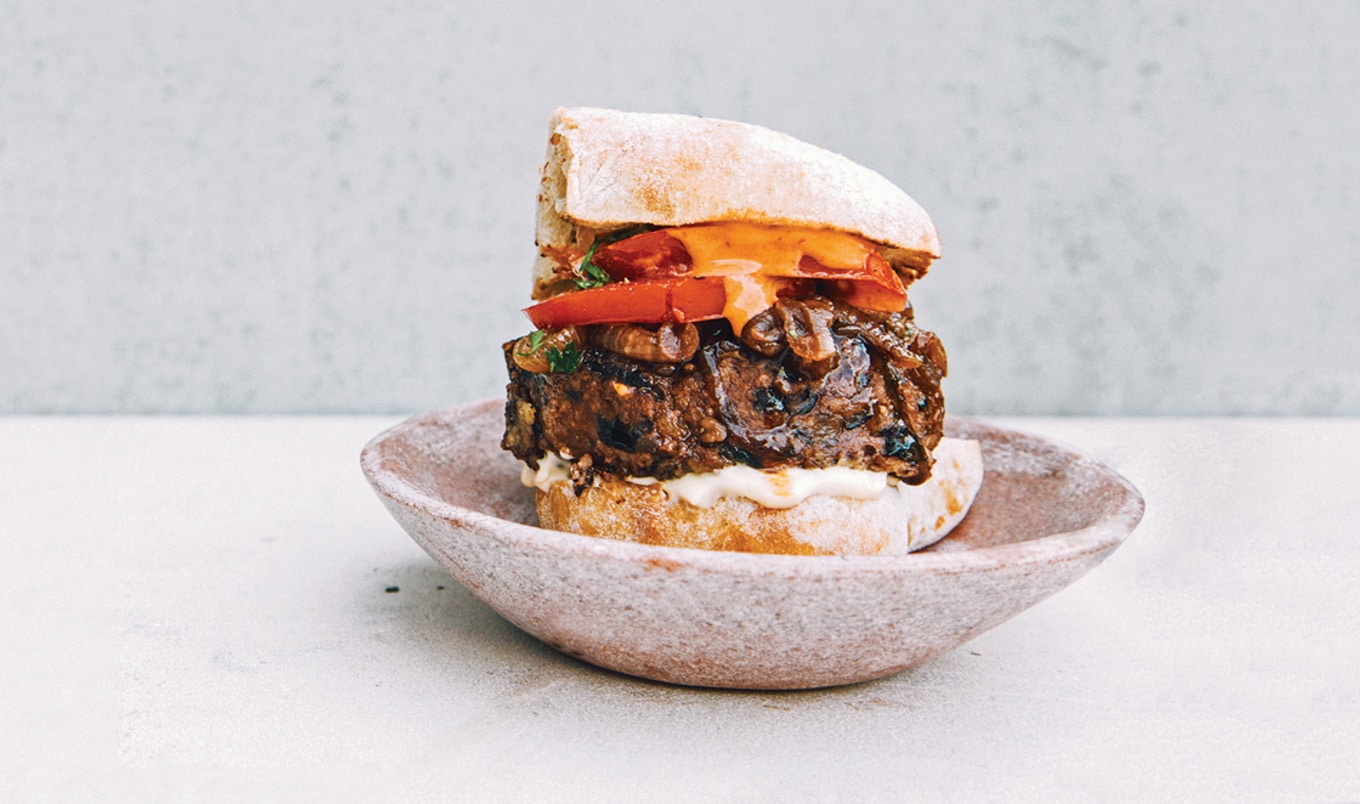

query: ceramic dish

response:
[361,400,1144,690]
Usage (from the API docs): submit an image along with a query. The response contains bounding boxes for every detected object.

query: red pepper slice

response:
[591,230,692,280]
[525,277,728,330]
[805,252,907,311]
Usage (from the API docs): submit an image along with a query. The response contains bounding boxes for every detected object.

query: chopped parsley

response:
[546,342,583,373]
[517,328,547,357]
[574,258,611,289]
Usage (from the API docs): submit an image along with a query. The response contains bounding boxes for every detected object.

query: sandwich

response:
[501,107,982,556]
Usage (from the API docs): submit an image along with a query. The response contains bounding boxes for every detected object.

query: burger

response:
[501,107,982,556]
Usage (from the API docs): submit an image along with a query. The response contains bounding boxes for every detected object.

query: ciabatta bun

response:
[536,439,984,556]
[533,107,940,299]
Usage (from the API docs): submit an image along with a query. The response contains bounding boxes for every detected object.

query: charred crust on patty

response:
[501,297,946,483]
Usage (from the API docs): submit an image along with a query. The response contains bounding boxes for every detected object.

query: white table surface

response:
[2,415,1357,800]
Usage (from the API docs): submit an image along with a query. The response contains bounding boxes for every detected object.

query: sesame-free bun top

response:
[533,107,941,299]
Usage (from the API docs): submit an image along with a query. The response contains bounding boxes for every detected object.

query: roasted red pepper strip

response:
[524,277,728,329]
[591,230,692,280]
[806,252,907,311]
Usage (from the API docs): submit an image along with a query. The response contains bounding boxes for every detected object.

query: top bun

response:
[533,107,940,299]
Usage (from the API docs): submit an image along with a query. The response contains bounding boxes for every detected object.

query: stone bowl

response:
[361,400,1144,690]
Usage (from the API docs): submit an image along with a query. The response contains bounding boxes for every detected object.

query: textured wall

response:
[2,2,1357,414]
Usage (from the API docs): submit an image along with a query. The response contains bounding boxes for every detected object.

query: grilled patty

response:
[502,297,947,484]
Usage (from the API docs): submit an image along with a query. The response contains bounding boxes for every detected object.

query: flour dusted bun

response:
[536,439,984,557]
[532,107,941,299]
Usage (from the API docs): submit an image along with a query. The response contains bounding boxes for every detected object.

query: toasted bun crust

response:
[533,107,940,299]
[536,439,983,556]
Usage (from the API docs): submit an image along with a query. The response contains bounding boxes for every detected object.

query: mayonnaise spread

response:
[521,437,976,510]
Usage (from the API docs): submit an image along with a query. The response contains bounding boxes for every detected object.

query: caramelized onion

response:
[590,323,699,364]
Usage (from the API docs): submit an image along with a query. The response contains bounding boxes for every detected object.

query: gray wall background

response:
[2,2,1357,415]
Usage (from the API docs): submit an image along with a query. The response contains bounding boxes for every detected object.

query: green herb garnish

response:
[546,342,583,373]
[517,328,547,356]
[574,258,611,289]
[574,225,657,289]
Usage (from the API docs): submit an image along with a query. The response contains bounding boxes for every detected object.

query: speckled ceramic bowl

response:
[361,400,1144,690]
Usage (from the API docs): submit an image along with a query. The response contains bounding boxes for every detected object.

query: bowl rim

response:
[361,399,1145,578]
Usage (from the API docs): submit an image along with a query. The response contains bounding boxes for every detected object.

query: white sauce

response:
[521,452,574,490]
[657,464,887,509]
[521,439,976,510]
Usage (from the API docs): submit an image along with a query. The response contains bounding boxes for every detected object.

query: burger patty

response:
[502,297,948,484]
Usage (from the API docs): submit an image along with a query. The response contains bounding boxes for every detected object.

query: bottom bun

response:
[536,439,984,556]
